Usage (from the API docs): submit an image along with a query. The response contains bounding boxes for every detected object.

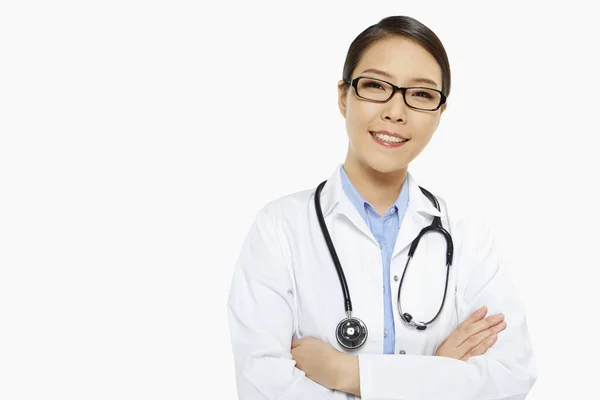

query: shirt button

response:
[379,241,384,249]
[393,275,399,282]
[384,330,388,337]
[390,208,396,214]
[399,350,406,355]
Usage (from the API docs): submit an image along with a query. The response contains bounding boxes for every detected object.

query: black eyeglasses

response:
[345,76,446,111]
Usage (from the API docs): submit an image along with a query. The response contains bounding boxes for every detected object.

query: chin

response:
[362,157,407,175]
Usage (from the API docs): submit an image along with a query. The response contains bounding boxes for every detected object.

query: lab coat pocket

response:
[399,288,458,356]
[293,246,358,346]
[426,288,458,355]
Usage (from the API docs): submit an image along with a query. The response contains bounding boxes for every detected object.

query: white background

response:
[1,1,598,399]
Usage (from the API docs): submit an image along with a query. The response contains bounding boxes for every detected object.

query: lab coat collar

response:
[319,163,442,219]
[319,163,443,257]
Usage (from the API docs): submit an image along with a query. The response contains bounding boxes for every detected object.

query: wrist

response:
[335,353,360,396]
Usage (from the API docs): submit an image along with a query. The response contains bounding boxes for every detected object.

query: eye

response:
[412,91,433,99]
[364,81,385,90]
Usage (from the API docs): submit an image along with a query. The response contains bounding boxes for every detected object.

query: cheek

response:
[411,114,439,138]
[345,101,378,132]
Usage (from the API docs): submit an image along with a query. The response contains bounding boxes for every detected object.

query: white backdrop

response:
[1,1,598,399]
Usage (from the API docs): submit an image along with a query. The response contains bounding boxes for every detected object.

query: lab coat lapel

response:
[392,171,443,260]
[393,207,428,260]
[319,164,378,245]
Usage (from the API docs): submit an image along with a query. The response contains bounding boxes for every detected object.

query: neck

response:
[342,156,407,215]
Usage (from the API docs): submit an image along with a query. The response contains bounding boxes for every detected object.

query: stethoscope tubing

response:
[315,180,353,313]
[314,177,454,348]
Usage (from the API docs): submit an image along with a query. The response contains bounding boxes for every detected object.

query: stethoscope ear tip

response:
[403,312,428,330]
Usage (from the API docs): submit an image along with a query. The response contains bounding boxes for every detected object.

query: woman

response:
[227,16,537,400]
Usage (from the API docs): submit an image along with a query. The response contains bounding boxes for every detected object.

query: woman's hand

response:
[291,337,349,390]
[434,306,507,362]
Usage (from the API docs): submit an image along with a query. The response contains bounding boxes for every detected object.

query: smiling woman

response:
[338,32,448,189]
[227,15,537,400]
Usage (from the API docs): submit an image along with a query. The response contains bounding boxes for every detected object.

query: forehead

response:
[354,36,442,88]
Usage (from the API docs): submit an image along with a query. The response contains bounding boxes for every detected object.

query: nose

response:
[382,90,407,123]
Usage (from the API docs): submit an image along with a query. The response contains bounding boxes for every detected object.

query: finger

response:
[291,339,301,348]
[445,306,488,347]
[457,313,505,347]
[460,333,498,362]
[470,313,505,334]
[458,306,488,330]
[458,320,507,353]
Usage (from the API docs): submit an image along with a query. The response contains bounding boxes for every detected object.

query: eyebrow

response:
[360,68,440,88]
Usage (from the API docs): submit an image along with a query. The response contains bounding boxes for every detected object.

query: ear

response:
[337,80,349,118]
[435,103,447,129]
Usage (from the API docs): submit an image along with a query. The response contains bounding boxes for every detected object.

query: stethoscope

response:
[314,179,454,350]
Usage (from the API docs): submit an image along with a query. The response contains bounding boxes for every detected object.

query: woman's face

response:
[338,35,446,175]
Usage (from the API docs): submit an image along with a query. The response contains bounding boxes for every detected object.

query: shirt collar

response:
[318,163,442,219]
[339,165,408,217]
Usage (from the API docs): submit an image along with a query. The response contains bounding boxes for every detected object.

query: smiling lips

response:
[369,130,409,147]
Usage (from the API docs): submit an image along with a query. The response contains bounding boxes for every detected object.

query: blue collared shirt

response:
[340,166,409,354]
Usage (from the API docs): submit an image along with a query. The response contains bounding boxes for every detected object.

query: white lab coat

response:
[227,164,537,400]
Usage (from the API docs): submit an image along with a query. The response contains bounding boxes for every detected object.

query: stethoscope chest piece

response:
[336,316,368,350]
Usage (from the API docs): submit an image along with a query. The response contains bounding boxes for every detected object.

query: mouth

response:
[369,130,409,147]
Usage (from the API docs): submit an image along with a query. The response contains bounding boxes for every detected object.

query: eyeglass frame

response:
[344,76,447,111]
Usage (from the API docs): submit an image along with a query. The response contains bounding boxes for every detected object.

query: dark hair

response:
[342,16,451,98]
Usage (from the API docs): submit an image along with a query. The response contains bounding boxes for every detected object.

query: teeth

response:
[372,133,407,143]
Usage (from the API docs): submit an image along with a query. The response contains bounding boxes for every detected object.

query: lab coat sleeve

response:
[227,206,338,400]
[357,219,538,400]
